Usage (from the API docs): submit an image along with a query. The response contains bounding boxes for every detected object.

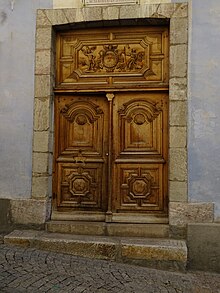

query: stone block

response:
[36,10,52,27]
[156,3,176,18]
[63,9,77,23]
[187,223,220,273]
[103,6,119,20]
[32,152,49,174]
[107,223,169,238]
[169,101,187,126]
[169,202,214,227]
[169,78,187,101]
[172,3,188,18]
[170,45,187,78]
[36,27,52,50]
[32,176,49,199]
[170,17,188,45]
[34,233,118,261]
[33,131,50,153]
[34,98,50,131]
[4,230,41,247]
[35,75,52,98]
[35,50,51,75]
[119,5,140,19]
[75,8,85,22]
[169,181,187,202]
[44,9,69,25]
[46,221,106,236]
[82,7,103,22]
[169,148,187,181]
[10,199,51,225]
[170,127,186,148]
[121,238,187,271]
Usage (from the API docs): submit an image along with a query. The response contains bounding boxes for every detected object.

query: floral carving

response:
[79,44,145,73]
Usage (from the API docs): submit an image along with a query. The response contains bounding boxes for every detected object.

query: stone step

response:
[4,230,187,272]
[46,221,169,238]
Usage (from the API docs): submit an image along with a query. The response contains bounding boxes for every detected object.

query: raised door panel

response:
[114,164,163,211]
[56,26,169,89]
[112,92,168,214]
[54,95,108,211]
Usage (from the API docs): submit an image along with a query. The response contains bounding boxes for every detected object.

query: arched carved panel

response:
[118,98,163,155]
[57,97,107,156]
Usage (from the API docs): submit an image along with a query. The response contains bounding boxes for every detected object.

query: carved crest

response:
[79,44,145,73]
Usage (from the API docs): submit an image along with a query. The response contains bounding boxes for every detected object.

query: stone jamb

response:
[31,3,193,227]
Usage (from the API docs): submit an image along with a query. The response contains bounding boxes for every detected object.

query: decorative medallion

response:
[129,175,152,200]
[133,113,146,125]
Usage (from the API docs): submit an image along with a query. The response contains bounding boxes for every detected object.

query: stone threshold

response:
[46,220,170,238]
[4,230,187,272]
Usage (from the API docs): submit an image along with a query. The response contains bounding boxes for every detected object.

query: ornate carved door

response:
[53,26,169,222]
[54,95,109,220]
[53,92,168,222]
[111,92,168,222]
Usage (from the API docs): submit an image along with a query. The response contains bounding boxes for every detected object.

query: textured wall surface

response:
[188,0,220,220]
[0,0,52,199]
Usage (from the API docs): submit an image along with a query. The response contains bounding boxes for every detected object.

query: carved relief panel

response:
[54,95,109,211]
[112,92,168,213]
[56,27,169,89]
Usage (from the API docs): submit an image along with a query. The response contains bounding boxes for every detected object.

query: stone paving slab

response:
[4,230,187,271]
[0,243,219,293]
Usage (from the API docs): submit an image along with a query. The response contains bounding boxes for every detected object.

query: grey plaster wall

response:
[188,0,220,219]
[0,0,52,199]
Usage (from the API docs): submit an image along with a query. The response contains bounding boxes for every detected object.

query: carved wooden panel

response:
[55,96,108,157]
[112,92,168,213]
[54,92,168,216]
[57,163,104,209]
[54,95,108,211]
[56,27,169,89]
[117,98,163,155]
[114,164,163,211]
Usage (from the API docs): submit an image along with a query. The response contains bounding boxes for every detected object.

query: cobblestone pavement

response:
[0,244,219,293]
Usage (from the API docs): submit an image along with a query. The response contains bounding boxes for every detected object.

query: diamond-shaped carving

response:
[129,176,151,199]
[69,175,90,197]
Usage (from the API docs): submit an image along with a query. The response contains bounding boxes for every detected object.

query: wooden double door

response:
[53,92,168,222]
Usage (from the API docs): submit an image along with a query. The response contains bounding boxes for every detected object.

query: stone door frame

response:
[31,3,188,232]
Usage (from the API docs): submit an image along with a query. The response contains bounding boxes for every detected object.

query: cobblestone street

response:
[0,244,219,293]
